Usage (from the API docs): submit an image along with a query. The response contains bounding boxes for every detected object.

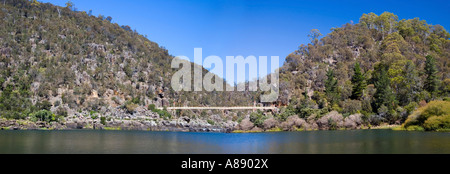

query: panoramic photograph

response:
[0,0,449,161]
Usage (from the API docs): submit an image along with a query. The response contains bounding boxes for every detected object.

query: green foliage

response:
[36,100,52,111]
[65,0,74,9]
[404,102,418,115]
[207,120,215,126]
[424,55,439,97]
[373,63,396,112]
[341,99,362,115]
[149,106,172,120]
[278,105,296,121]
[124,102,138,114]
[31,110,56,123]
[250,111,268,128]
[55,107,68,117]
[131,97,141,104]
[148,104,156,111]
[100,117,107,125]
[0,83,33,120]
[325,69,339,104]
[423,115,450,131]
[351,62,366,100]
[90,111,99,119]
[406,125,425,131]
[403,101,450,131]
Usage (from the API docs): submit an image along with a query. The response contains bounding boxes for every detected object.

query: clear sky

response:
[41,0,450,83]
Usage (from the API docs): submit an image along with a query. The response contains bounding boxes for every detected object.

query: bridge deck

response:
[157,107,277,110]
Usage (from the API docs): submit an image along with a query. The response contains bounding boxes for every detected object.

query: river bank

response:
[0,116,404,133]
[0,117,234,133]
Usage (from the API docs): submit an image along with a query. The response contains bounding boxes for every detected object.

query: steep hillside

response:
[0,0,253,127]
[272,12,449,128]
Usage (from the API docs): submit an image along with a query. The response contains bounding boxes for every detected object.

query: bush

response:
[250,112,268,128]
[36,100,52,111]
[56,107,68,117]
[152,108,171,120]
[404,102,418,115]
[31,110,56,123]
[443,97,450,102]
[148,104,156,111]
[403,101,450,131]
[207,120,215,125]
[341,99,362,115]
[100,117,107,125]
[423,115,450,131]
[131,97,140,104]
[369,114,384,126]
[125,102,138,114]
[406,125,425,131]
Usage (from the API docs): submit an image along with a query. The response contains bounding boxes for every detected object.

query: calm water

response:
[0,130,449,154]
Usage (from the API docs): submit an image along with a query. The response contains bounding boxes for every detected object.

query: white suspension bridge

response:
[157,106,277,110]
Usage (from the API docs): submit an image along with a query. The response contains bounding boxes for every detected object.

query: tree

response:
[325,69,339,104]
[375,12,399,39]
[308,29,322,45]
[351,62,366,100]
[398,61,421,105]
[30,0,40,6]
[106,16,113,22]
[98,14,105,20]
[373,64,396,112]
[360,12,378,29]
[65,0,74,10]
[381,32,407,63]
[424,55,439,97]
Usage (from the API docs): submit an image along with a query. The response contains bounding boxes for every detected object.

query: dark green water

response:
[0,130,449,154]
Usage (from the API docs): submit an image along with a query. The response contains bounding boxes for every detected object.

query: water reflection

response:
[0,130,449,154]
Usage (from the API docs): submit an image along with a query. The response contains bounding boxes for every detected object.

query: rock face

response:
[237,118,254,131]
[344,114,363,129]
[263,117,279,130]
[281,116,307,131]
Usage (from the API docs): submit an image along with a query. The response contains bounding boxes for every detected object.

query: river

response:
[0,130,449,154]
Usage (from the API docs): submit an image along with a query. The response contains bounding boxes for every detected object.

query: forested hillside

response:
[0,0,252,124]
[0,0,448,131]
[266,12,449,130]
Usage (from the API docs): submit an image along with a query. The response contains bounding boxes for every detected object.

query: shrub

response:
[100,117,107,125]
[403,101,450,131]
[36,100,52,111]
[56,107,68,117]
[152,108,171,120]
[54,100,61,107]
[406,125,425,131]
[341,99,362,115]
[404,102,418,115]
[207,119,215,125]
[416,101,449,124]
[90,113,99,120]
[148,104,156,111]
[131,97,140,104]
[369,114,384,126]
[250,112,268,128]
[31,110,56,123]
[125,103,138,114]
[423,115,450,131]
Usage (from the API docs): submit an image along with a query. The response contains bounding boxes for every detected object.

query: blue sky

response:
[41,0,450,83]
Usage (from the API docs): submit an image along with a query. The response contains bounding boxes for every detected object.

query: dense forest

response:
[0,0,449,131]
